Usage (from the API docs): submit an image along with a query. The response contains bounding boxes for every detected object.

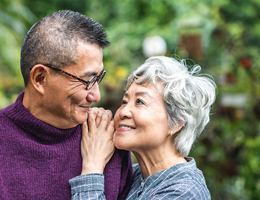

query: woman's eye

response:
[136,99,145,105]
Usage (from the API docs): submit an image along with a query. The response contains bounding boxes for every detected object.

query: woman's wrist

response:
[81,161,105,175]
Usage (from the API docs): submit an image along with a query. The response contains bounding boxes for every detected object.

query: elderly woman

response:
[70,56,216,199]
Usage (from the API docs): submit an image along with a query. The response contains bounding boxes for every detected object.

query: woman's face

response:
[113,81,170,152]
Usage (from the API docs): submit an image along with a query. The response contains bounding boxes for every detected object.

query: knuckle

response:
[98,107,105,112]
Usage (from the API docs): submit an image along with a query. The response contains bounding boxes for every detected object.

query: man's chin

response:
[77,113,89,125]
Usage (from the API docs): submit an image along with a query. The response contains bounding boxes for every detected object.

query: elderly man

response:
[0,10,133,200]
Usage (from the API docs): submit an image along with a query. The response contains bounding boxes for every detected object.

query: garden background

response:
[1,0,260,199]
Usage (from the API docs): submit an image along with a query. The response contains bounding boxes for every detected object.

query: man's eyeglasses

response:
[43,64,106,90]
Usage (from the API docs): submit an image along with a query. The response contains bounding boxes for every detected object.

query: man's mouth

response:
[79,105,91,111]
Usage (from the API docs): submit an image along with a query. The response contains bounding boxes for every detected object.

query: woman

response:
[70,56,216,199]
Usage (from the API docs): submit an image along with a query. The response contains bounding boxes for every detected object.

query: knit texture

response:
[0,92,133,200]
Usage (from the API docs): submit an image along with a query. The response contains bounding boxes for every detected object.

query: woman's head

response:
[119,56,216,156]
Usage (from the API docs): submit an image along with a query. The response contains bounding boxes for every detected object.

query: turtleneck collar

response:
[4,91,81,144]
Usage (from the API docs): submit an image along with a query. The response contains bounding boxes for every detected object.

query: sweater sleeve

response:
[117,150,134,200]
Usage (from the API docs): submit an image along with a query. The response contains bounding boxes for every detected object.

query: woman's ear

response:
[169,124,183,136]
[29,64,48,95]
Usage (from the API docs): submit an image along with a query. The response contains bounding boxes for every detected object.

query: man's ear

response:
[29,64,48,95]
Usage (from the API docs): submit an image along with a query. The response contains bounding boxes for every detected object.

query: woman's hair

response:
[126,56,216,156]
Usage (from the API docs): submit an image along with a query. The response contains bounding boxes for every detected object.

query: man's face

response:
[43,42,104,129]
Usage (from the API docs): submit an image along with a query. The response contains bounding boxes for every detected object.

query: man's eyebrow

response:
[81,69,104,79]
[81,72,97,79]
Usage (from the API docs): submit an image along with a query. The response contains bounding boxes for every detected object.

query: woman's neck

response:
[133,147,186,179]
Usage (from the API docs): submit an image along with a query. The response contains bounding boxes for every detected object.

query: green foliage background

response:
[1,0,260,199]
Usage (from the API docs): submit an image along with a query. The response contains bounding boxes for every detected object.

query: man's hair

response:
[20,10,110,85]
[126,56,216,157]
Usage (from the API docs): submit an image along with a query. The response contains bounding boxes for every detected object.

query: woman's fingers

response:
[107,120,115,133]
[88,108,113,128]
[80,107,115,175]
[86,110,97,136]
[81,121,88,135]
[98,111,113,132]
[90,107,106,127]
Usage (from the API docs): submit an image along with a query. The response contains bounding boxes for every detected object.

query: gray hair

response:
[126,56,216,156]
[20,10,110,85]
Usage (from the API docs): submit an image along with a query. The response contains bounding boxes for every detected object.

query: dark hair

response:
[20,10,110,85]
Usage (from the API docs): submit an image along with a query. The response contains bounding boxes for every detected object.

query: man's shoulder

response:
[0,106,6,113]
[0,106,10,122]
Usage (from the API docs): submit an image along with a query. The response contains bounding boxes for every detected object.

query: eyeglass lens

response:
[86,70,106,90]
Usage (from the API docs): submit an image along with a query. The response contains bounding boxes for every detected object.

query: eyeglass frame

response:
[39,64,106,90]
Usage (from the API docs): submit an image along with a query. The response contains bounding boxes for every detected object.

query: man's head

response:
[21,10,110,129]
[21,10,110,85]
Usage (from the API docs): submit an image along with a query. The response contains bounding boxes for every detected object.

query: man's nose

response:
[86,82,101,102]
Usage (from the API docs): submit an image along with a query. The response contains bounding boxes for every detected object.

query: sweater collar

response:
[5,91,81,144]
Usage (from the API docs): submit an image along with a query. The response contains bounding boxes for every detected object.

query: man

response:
[0,10,133,200]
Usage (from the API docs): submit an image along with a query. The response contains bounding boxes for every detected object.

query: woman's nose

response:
[119,104,132,119]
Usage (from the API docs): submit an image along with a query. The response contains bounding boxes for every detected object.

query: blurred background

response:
[1,0,260,199]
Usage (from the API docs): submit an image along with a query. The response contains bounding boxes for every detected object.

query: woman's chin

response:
[113,138,129,151]
[113,140,124,150]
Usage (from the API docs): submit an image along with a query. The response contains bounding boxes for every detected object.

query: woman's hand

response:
[81,108,115,175]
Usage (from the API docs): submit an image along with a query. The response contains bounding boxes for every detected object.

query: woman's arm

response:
[80,108,115,175]
[70,173,105,200]
[70,108,115,200]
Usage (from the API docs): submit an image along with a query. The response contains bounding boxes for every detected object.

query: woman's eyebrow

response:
[136,92,152,98]
[124,92,152,98]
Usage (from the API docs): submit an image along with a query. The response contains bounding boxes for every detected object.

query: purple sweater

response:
[0,92,133,200]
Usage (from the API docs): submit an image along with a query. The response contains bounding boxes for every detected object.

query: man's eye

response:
[86,76,95,83]
[121,100,127,105]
